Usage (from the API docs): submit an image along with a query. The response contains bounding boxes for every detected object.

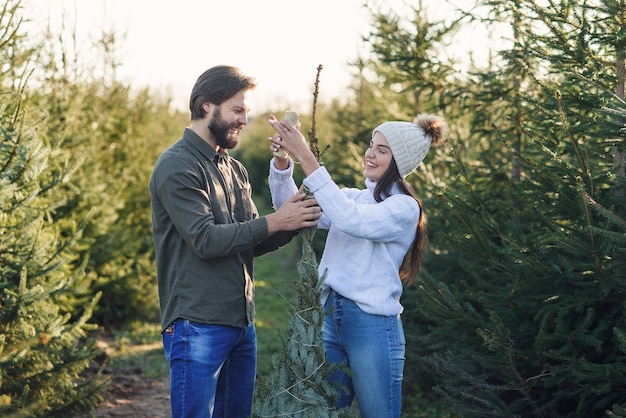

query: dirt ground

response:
[81,337,171,418]
[86,372,170,418]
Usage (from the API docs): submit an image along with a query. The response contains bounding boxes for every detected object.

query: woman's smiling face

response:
[363,131,393,182]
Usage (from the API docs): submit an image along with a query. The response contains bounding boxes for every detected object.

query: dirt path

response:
[85,371,170,417]
[81,336,171,418]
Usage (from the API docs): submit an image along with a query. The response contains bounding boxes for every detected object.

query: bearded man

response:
[149,65,320,417]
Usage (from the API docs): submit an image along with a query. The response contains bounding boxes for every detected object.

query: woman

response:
[267,113,447,417]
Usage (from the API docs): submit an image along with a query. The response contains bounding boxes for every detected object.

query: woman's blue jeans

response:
[323,290,406,418]
[162,318,256,418]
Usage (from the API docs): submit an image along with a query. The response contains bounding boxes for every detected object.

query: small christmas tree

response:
[254,66,348,417]
[0,87,107,416]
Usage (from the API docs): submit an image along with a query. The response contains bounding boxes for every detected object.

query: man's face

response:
[208,90,250,150]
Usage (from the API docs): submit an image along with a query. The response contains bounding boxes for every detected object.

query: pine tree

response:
[356,1,470,401]
[0,81,107,418]
[0,2,107,416]
[350,0,626,415]
[253,66,348,417]
[407,0,626,416]
[33,23,167,328]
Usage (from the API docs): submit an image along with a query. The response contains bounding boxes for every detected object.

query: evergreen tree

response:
[254,66,348,417]
[354,0,626,415]
[31,15,184,328]
[363,0,460,117]
[0,4,107,415]
[403,0,626,415]
[356,0,467,402]
[0,2,119,416]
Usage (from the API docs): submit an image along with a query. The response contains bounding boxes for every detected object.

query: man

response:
[149,65,320,417]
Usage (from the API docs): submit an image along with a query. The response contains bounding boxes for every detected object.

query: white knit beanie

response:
[373,114,447,178]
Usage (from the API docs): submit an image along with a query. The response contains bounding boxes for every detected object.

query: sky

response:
[28,0,498,113]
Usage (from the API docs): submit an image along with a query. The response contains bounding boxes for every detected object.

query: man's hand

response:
[265,192,320,234]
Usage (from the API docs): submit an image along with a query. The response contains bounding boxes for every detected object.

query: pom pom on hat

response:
[373,114,448,178]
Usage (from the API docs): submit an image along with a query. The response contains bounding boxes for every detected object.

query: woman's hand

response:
[268,115,309,159]
[268,115,321,176]
[269,133,290,170]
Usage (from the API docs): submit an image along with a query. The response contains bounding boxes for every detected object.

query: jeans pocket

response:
[387,315,406,346]
[162,322,176,362]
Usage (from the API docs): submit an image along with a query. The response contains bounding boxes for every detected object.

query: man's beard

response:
[208,106,241,150]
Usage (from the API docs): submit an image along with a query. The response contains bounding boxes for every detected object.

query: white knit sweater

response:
[268,158,419,316]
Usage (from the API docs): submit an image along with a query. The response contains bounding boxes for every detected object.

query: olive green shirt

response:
[150,128,294,331]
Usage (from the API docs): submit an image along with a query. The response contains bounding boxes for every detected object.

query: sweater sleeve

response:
[268,157,299,210]
[303,167,419,242]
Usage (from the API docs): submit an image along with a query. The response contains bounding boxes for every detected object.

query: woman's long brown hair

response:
[373,163,426,285]
[372,114,447,283]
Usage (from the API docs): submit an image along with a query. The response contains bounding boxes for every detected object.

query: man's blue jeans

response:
[323,290,406,418]
[162,318,256,418]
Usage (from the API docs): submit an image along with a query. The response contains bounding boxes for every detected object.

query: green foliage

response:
[6,0,626,415]
[420,124,626,415]
[254,228,346,417]
[364,0,460,114]
[28,14,187,328]
[254,73,349,416]
[358,0,626,416]
[0,1,184,415]
[0,68,107,418]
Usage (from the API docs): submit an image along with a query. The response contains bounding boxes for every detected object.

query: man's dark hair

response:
[189,65,256,120]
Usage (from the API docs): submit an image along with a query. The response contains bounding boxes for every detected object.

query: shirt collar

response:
[183,127,227,162]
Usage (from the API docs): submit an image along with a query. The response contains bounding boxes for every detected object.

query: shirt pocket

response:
[232,183,254,222]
